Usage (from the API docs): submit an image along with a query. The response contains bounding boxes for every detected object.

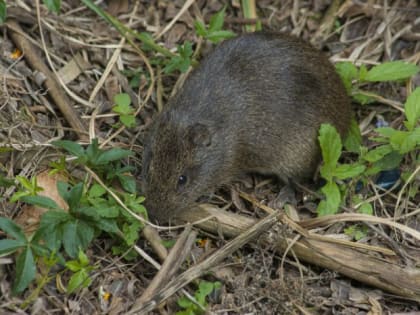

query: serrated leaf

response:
[62,221,94,258]
[21,195,60,210]
[88,184,106,198]
[194,20,207,36]
[375,127,396,137]
[12,246,36,294]
[365,61,419,82]
[65,260,81,272]
[67,269,91,293]
[404,87,420,131]
[113,93,131,107]
[95,148,133,165]
[67,182,84,210]
[85,138,101,163]
[352,91,376,105]
[95,218,120,234]
[206,30,236,43]
[199,280,215,297]
[318,181,341,216]
[52,140,85,157]
[78,250,89,266]
[363,145,393,162]
[0,239,25,256]
[0,217,27,242]
[318,124,342,181]
[209,6,226,32]
[333,164,365,180]
[177,296,193,308]
[118,174,136,193]
[343,118,362,153]
[120,114,136,128]
[335,62,358,94]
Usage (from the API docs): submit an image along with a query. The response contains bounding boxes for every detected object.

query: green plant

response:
[164,41,194,74]
[0,0,6,24]
[65,250,96,293]
[0,218,49,294]
[335,61,419,104]
[194,6,236,43]
[112,93,136,128]
[52,138,135,193]
[0,138,147,294]
[43,0,61,13]
[10,176,44,203]
[317,124,366,216]
[176,280,221,315]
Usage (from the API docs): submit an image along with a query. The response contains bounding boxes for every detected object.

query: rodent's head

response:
[142,111,217,223]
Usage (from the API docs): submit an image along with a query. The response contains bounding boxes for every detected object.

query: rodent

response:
[142,32,351,223]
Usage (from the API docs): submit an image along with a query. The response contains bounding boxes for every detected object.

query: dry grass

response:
[0,1,419,314]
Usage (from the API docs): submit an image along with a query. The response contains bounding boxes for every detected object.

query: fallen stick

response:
[6,19,88,140]
[129,211,281,314]
[176,206,420,303]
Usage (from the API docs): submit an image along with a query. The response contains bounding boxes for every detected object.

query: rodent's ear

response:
[188,123,211,147]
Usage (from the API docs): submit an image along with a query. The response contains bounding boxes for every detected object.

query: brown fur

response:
[142,32,351,223]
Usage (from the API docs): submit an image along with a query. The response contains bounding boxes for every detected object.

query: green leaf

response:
[52,140,85,158]
[122,221,141,246]
[335,62,358,94]
[78,250,89,266]
[0,217,27,242]
[113,93,131,107]
[375,127,396,137]
[85,138,101,163]
[0,239,26,256]
[72,206,100,221]
[0,0,6,24]
[40,210,71,227]
[66,260,81,272]
[205,30,236,43]
[62,221,94,258]
[21,195,60,210]
[43,0,61,13]
[67,182,84,210]
[118,174,136,193]
[365,61,420,82]
[333,164,365,180]
[367,151,403,175]
[96,148,133,164]
[404,87,420,131]
[67,269,91,293]
[13,246,36,294]
[177,296,193,308]
[357,202,373,215]
[120,114,136,128]
[363,145,393,162]
[318,181,341,216]
[352,91,376,105]
[194,20,207,36]
[209,6,226,31]
[199,280,215,297]
[88,184,106,198]
[343,118,362,153]
[95,218,120,234]
[318,124,342,181]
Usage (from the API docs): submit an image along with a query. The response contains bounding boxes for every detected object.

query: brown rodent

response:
[142,32,351,223]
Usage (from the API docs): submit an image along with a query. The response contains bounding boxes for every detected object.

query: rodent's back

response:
[142,32,351,222]
[169,32,351,179]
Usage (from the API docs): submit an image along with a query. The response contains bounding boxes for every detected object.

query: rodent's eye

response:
[178,175,188,186]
